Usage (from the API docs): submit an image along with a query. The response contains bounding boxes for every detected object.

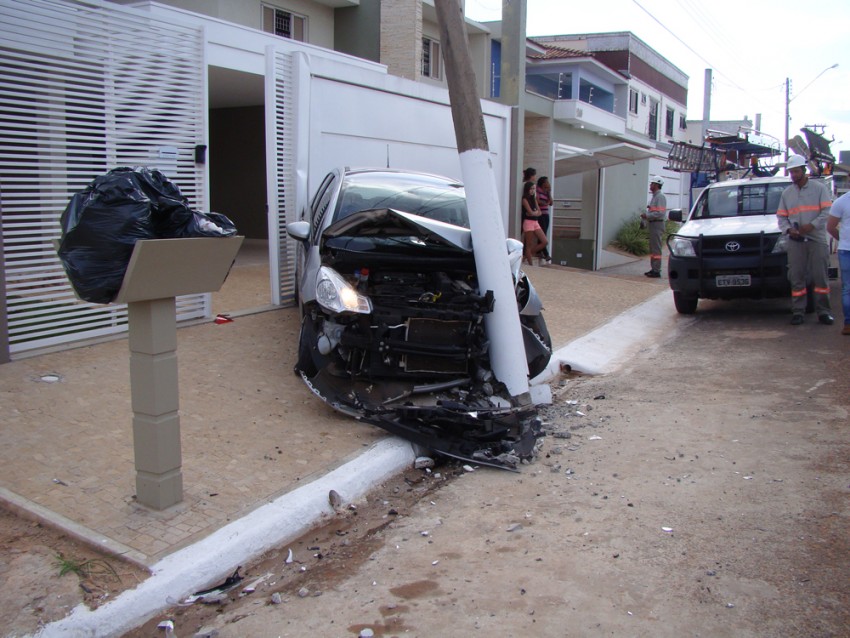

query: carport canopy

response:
[554,142,657,177]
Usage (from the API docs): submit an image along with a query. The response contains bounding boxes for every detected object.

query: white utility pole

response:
[433,0,530,399]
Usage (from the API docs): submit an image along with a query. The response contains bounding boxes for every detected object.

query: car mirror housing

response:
[286,220,310,241]
[668,208,683,223]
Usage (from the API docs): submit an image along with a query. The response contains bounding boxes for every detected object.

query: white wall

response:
[302,57,512,227]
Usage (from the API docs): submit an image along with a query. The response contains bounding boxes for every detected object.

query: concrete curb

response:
[34,437,418,638]
[536,289,682,379]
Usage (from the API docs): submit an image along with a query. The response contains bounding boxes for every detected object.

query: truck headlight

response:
[316,266,372,314]
[667,236,697,258]
[771,233,788,254]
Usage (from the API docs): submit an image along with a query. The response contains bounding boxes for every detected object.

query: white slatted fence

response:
[0,0,206,357]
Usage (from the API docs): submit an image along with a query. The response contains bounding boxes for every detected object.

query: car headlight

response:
[667,235,697,258]
[771,233,788,254]
[315,266,373,314]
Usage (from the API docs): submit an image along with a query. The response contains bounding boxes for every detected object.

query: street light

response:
[785,63,839,161]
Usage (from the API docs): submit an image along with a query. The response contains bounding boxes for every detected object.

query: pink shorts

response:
[523,219,542,232]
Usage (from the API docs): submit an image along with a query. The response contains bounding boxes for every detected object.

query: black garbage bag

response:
[58,167,237,304]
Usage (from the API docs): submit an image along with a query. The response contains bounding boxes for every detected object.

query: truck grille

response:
[699,234,777,256]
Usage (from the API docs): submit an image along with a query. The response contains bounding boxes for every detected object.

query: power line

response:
[631,0,745,91]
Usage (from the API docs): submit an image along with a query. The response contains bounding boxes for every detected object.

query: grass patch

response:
[55,553,119,581]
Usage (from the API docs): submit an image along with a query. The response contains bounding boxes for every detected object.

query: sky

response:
[464,0,850,161]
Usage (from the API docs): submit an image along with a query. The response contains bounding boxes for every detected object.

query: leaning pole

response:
[434,0,530,399]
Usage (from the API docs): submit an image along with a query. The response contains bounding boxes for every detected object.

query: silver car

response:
[286,168,552,469]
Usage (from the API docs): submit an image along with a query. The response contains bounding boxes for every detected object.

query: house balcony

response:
[552,99,626,136]
[524,70,627,136]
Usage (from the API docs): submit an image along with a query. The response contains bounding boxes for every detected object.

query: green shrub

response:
[612,214,683,257]
[613,214,649,256]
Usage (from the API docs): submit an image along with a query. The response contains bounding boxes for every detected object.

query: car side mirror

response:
[286,220,310,241]
[668,208,683,222]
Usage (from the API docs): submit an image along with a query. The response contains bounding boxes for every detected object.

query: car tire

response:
[673,291,698,315]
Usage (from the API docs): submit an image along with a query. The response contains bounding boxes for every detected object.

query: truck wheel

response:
[673,292,698,314]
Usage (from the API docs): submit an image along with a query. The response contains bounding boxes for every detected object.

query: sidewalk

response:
[0,250,667,623]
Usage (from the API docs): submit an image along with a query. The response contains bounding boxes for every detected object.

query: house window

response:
[263,5,306,41]
[665,107,675,137]
[648,100,659,141]
[679,114,687,130]
[629,89,639,114]
[422,37,441,80]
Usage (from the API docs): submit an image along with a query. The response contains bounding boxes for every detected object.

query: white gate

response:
[265,48,298,306]
[0,0,206,357]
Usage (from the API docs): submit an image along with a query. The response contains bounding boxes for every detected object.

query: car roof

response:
[341,167,464,185]
[704,175,791,189]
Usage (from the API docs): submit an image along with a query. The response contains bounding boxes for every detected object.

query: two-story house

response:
[487,24,690,269]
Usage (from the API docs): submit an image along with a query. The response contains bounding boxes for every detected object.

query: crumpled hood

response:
[322,208,472,251]
[678,214,780,238]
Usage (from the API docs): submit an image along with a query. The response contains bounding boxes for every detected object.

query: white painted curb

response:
[534,289,686,380]
[34,438,418,638]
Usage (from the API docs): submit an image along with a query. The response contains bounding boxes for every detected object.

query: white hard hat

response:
[786,155,807,170]
[649,175,664,186]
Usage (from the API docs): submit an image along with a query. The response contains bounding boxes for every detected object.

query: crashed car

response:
[286,168,552,469]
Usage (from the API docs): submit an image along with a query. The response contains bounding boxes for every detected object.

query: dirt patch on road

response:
[0,508,150,636]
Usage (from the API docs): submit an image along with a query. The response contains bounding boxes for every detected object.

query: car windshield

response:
[693,183,787,218]
[334,172,469,228]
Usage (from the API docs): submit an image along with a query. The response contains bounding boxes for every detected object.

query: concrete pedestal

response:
[114,236,243,510]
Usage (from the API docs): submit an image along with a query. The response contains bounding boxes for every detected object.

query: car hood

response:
[322,208,472,251]
[678,214,780,238]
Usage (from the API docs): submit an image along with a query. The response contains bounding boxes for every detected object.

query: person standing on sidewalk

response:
[521,180,548,265]
[827,190,850,335]
[641,175,666,278]
[777,155,833,326]
[536,176,553,265]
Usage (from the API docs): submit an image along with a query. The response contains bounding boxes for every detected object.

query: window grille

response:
[422,37,441,80]
[263,5,306,42]
[629,89,639,114]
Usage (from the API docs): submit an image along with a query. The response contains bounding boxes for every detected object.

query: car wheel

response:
[673,291,698,314]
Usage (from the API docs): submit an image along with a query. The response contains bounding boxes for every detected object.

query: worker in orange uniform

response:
[777,155,833,325]
[641,175,666,278]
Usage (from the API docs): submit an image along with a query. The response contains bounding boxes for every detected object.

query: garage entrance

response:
[207,66,272,314]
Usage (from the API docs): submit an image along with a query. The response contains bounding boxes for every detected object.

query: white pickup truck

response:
[665,175,797,314]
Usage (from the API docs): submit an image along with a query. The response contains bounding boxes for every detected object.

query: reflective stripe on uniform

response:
[791,288,807,297]
[814,286,830,294]
[777,201,831,217]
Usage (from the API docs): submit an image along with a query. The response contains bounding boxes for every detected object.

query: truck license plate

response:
[716,274,751,287]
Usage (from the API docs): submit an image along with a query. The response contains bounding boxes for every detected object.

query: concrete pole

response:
[785,78,791,162]
[433,0,530,398]
[499,0,527,239]
[702,69,711,141]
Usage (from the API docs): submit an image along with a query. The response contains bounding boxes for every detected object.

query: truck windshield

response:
[693,183,787,218]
